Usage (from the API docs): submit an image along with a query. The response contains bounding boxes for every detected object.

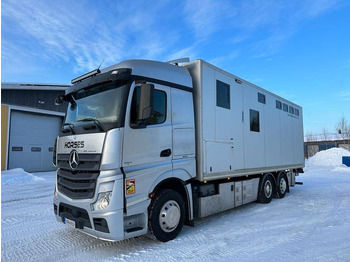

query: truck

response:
[53,58,304,242]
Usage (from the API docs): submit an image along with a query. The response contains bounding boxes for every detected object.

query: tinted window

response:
[283,103,288,112]
[250,109,260,132]
[258,93,266,104]
[289,106,294,114]
[12,147,23,151]
[130,87,166,126]
[216,80,230,109]
[31,147,41,152]
[276,100,282,110]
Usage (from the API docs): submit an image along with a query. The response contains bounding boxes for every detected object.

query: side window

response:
[295,108,300,116]
[258,93,266,104]
[216,80,230,109]
[283,103,288,112]
[276,100,282,110]
[250,109,260,132]
[289,106,294,114]
[130,87,166,126]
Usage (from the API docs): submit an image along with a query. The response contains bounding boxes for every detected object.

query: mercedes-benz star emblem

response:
[69,150,79,170]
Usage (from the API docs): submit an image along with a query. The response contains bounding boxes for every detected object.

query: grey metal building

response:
[1,83,69,172]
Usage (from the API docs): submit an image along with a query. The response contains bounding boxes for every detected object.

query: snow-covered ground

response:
[2,148,350,262]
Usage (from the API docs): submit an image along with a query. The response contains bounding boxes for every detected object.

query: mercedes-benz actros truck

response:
[53,58,304,242]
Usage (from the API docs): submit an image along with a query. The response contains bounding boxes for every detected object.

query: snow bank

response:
[1,168,45,185]
[306,147,350,169]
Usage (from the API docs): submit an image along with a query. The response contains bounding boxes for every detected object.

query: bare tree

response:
[322,127,328,146]
[305,131,315,142]
[335,116,350,141]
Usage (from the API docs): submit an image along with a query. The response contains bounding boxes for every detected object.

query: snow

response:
[2,148,350,261]
[305,147,350,168]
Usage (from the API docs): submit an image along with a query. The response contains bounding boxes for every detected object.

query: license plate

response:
[64,218,76,228]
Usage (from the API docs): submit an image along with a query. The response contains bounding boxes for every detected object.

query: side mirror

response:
[137,84,154,122]
[55,95,64,105]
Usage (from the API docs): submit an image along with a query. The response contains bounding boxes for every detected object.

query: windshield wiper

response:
[77,118,104,132]
[62,123,75,134]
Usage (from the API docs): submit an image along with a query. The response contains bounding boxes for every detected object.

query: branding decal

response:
[64,141,85,148]
[69,150,79,170]
[126,179,135,195]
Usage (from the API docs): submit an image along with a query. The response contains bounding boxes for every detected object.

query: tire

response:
[258,174,274,204]
[276,172,288,198]
[147,189,185,242]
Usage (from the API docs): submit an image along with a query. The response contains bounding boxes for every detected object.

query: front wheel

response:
[148,189,185,242]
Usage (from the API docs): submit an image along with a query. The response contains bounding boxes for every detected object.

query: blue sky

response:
[2,0,350,135]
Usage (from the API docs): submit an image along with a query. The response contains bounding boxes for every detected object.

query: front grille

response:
[57,153,101,199]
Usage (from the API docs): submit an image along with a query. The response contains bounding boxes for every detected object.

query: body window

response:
[276,100,282,110]
[258,93,266,104]
[295,108,300,116]
[216,80,230,109]
[130,87,166,126]
[250,109,260,132]
[289,106,294,114]
[283,103,288,112]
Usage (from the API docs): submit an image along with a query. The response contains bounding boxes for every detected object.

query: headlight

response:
[91,192,112,211]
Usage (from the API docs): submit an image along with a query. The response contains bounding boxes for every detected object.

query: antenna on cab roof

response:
[166,57,190,66]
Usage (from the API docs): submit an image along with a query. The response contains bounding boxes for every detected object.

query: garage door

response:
[8,110,62,172]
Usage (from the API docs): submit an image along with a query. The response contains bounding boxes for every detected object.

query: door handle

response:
[160,149,172,157]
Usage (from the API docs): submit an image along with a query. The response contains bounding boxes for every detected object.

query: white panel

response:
[280,111,294,165]
[215,71,244,170]
[205,141,234,174]
[243,84,265,169]
[201,65,216,141]
[9,110,62,172]
[264,93,282,167]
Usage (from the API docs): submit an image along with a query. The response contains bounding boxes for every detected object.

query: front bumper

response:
[53,169,125,241]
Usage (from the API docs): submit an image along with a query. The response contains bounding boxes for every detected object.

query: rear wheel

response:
[148,189,185,242]
[276,172,288,198]
[258,174,274,204]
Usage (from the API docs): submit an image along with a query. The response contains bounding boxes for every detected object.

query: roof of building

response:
[1,82,70,91]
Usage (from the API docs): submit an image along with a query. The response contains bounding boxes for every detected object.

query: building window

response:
[295,108,300,116]
[276,100,282,110]
[250,109,260,132]
[258,93,266,104]
[130,87,166,126]
[289,106,294,114]
[12,147,23,151]
[216,80,230,109]
[283,103,288,112]
[31,147,41,152]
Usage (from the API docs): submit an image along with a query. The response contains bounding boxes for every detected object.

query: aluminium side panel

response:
[185,60,204,181]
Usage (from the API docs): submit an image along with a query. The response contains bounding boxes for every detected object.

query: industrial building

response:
[1,83,69,172]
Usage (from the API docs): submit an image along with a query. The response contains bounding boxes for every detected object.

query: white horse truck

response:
[53,58,304,242]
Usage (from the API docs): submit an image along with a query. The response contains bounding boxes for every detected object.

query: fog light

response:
[92,192,112,211]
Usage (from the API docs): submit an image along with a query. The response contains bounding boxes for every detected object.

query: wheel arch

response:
[149,170,193,225]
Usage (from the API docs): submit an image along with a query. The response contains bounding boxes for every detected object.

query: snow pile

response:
[1,168,45,185]
[306,147,350,169]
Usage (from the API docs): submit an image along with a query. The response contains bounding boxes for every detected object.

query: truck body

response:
[53,59,304,242]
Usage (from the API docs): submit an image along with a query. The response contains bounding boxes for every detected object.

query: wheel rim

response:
[279,177,287,194]
[159,200,181,233]
[264,180,272,198]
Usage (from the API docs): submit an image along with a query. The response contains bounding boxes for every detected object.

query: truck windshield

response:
[63,80,129,133]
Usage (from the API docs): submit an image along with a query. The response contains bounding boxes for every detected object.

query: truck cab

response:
[53,59,195,242]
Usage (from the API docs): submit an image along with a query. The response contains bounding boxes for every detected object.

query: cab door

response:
[122,82,172,209]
